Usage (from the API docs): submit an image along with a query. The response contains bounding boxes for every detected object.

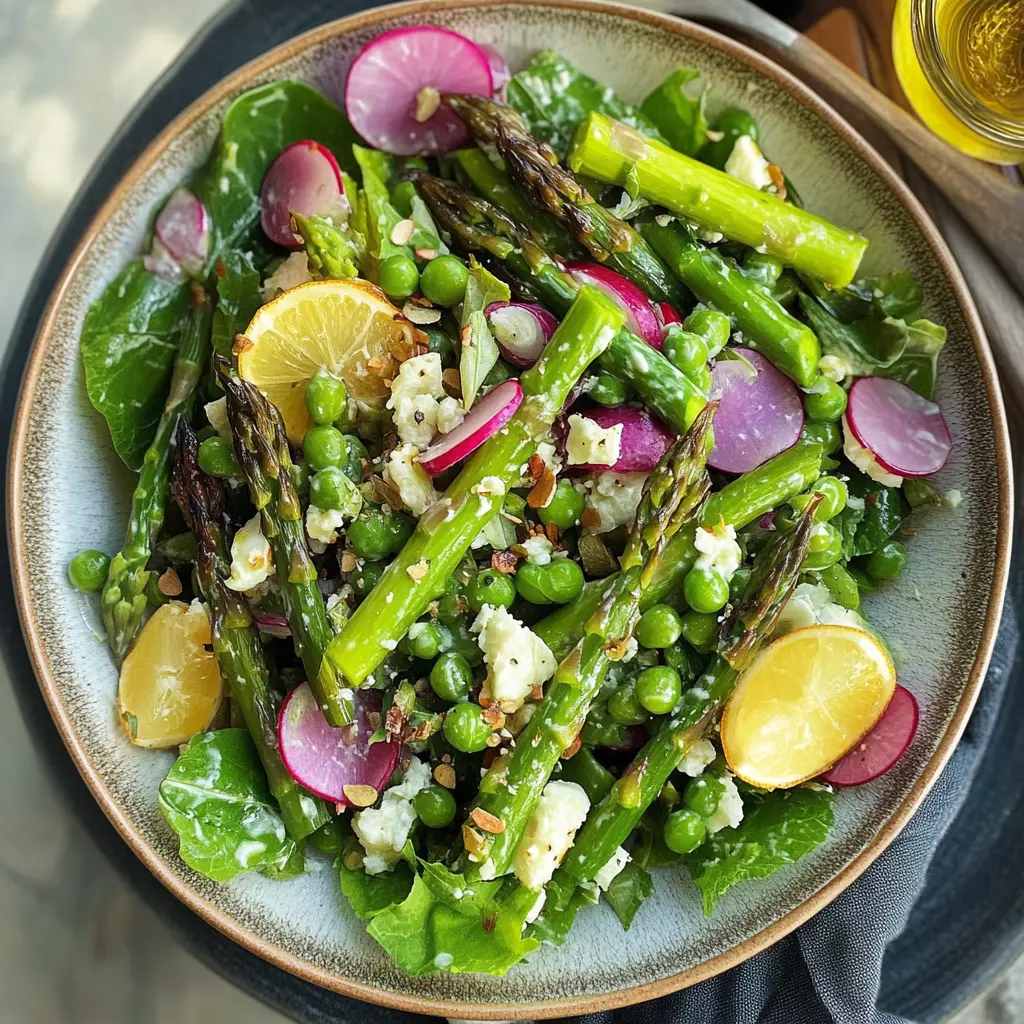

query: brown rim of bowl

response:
[6,0,1013,1017]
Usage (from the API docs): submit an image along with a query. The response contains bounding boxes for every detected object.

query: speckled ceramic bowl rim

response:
[7,0,1012,1017]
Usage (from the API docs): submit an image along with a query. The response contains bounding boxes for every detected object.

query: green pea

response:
[435,590,469,626]
[516,559,585,605]
[348,509,412,561]
[802,522,843,570]
[351,560,386,597]
[680,609,719,652]
[742,251,784,291]
[662,327,709,376]
[635,604,683,649]
[308,821,344,856]
[430,652,473,702]
[684,308,731,355]
[684,774,725,818]
[378,254,419,300]
[818,562,860,610]
[197,436,239,478]
[408,620,446,660]
[801,420,842,453]
[539,480,585,530]
[390,180,418,217]
[588,373,630,407]
[420,255,469,307]
[663,808,708,855]
[729,566,751,602]
[310,467,356,512]
[866,540,908,581]
[635,665,682,715]
[68,550,110,592]
[466,569,517,612]
[422,326,456,358]
[683,567,730,614]
[443,701,492,753]
[607,683,650,726]
[338,434,367,484]
[413,785,457,828]
[803,379,848,423]
[304,371,348,426]
[303,424,346,472]
[383,510,415,551]
[663,640,704,683]
[699,107,760,169]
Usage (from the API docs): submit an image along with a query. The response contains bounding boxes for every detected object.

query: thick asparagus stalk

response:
[324,286,625,688]
[568,110,868,288]
[414,172,706,432]
[171,421,331,840]
[462,406,715,881]
[444,94,690,308]
[101,282,212,662]
[553,497,820,890]
[637,212,821,388]
[291,213,359,279]
[534,437,824,660]
[215,360,353,727]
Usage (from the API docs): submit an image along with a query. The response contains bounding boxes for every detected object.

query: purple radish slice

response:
[820,684,918,787]
[846,376,951,478]
[417,379,523,475]
[345,26,493,156]
[278,683,399,803]
[486,302,558,367]
[570,405,675,472]
[655,300,682,334]
[565,261,663,349]
[253,612,291,639]
[142,239,185,284]
[260,140,344,248]
[155,188,210,274]
[708,348,804,474]
[483,44,512,97]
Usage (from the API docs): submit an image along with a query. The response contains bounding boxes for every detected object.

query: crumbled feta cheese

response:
[706,775,744,833]
[386,443,440,515]
[525,888,547,924]
[472,604,556,712]
[261,251,310,300]
[842,415,903,487]
[693,523,742,579]
[225,514,274,591]
[522,535,554,565]
[476,476,506,497]
[512,780,591,889]
[204,397,231,441]
[818,355,849,383]
[580,471,649,534]
[352,757,432,874]
[944,488,963,508]
[594,846,631,891]
[436,396,465,435]
[387,353,446,447]
[535,440,563,476]
[566,415,622,467]
[305,505,348,546]
[724,135,773,190]
[772,582,868,637]
[677,737,717,778]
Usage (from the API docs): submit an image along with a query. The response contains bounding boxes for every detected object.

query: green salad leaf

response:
[847,471,905,557]
[353,144,414,280]
[158,730,298,883]
[604,860,654,930]
[459,259,509,410]
[338,836,416,919]
[211,249,262,357]
[527,874,598,946]
[640,67,709,157]
[259,844,308,881]
[687,786,834,915]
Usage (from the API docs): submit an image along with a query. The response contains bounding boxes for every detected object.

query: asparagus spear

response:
[443,93,690,308]
[101,282,212,662]
[171,421,331,840]
[637,211,821,388]
[568,110,868,288]
[534,437,824,660]
[462,405,715,881]
[413,172,706,432]
[215,359,353,728]
[291,213,359,279]
[324,286,625,688]
[551,496,820,894]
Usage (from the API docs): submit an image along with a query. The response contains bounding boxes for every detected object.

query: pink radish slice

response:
[566,262,663,348]
[820,684,919,787]
[278,683,399,803]
[483,44,512,97]
[655,301,682,334]
[155,188,210,274]
[846,376,951,478]
[345,26,493,156]
[708,348,804,474]
[486,302,558,367]
[571,405,675,472]
[253,612,291,639]
[260,140,344,248]
[417,379,523,475]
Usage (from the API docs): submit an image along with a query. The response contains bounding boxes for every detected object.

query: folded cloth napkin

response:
[557,608,1019,1024]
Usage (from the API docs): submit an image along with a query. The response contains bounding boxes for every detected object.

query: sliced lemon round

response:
[237,278,415,443]
[117,601,225,748]
[721,624,896,790]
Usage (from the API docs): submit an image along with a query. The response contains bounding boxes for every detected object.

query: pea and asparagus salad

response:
[70,26,957,975]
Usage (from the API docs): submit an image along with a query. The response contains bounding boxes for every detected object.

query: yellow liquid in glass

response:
[893,0,1024,163]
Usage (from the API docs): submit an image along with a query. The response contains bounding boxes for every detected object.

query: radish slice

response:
[345,26,493,156]
[143,239,185,284]
[253,612,291,639]
[565,262,663,348]
[654,301,682,334]
[709,348,804,474]
[483,44,512,97]
[278,683,399,803]
[571,405,675,472]
[486,302,558,367]
[260,140,344,248]
[155,188,210,274]
[846,376,951,478]
[417,379,523,475]
[820,684,918,787]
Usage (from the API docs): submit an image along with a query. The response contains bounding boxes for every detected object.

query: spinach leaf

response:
[687,786,834,915]
[806,269,921,324]
[259,844,307,881]
[159,729,298,882]
[847,471,905,556]
[527,875,598,945]
[798,293,908,377]
[886,318,946,400]
[640,68,708,157]
[506,50,663,159]
[338,836,415,919]
[604,860,654,930]
[211,250,262,357]
[81,259,191,470]
[367,862,540,975]
[459,259,509,409]
[834,503,865,562]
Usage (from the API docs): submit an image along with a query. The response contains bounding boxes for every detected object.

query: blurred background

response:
[0,1,1018,1022]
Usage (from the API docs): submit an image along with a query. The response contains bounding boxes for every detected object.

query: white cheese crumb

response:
[706,775,744,833]
[944,488,963,508]
[387,353,446,448]
[386,444,440,515]
[772,582,868,636]
[512,780,591,889]
[436,395,465,435]
[724,135,773,190]
[522,535,555,566]
[261,251,310,300]
[352,757,431,874]
[594,846,631,891]
[305,505,347,546]
[566,414,622,467]
[693,523,742,580]
[579,471,649,535]
[472,604,556,712]
[203,396,231,441]
[677,738,717,778]
[818,355,849,383]
[225,514,274,591]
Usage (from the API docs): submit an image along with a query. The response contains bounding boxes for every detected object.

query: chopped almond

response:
[232,333,254,355]
[767,163,787,201]
[527,468,556,508]
[390,219,415,246]
[158,568,182,597]
[442,367,462,397]
[406,559,430,581]
[462,823,488,859]
[527,452,545,482]
[545,522,561,544]
[342,784,378,807]
[580,506,602,530]
[481,705,506,730]
[414,86,441,123]
[434,763,456,790]
[339,551,358,573]
[470,807,506,834]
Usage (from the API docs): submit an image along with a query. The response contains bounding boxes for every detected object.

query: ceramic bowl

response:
[7,0,1012,1017]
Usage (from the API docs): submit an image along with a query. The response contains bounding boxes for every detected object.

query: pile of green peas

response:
[378,249,469,308]
[663,772,727,854]
[662,309,731,394]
